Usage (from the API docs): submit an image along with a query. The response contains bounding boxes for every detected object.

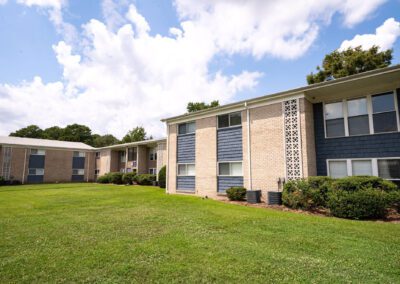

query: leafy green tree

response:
[9,125,44,138]
[60,124,93,145]
[43,126,64,140]
[121,127,147,143]
[307,46,393,85]
[92,134,120,147]
[187,100,219,113]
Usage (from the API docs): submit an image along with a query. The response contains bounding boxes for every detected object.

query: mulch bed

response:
[222,200,400,223]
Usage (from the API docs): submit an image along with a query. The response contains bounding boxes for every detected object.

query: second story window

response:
[120,151,126,163]
[372,92,398,133]
[31,149,45,155]
[149,148,157,160]
[178,122,196,135]
[218,112,242,128]
[347,98,369,136]
[325,101,345,137]
[95,152,100,158]
[73,151,85,157]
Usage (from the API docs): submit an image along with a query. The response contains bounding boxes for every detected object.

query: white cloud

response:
[0,0,8,5]
[339,0,387,27]
[16,0,76,43]
[340,18,400,51]
[0,1,387,138]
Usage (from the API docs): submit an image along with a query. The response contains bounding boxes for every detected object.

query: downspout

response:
[245,102,252,191]
[165,124,170,194]
[125,147,128,173]
[86,152,90,182]
[22,148,27,184]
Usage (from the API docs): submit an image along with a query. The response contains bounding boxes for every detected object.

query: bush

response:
[0,176,5,186]
[332,176,397,192]
[122,172,136,185]
[158,166,166,188]
[282,177,333,210]
[387,190,400,213]
[135,174,156,185]
[226,187,247,201]
[109,172,124,184]
[328,188,389,219]
[97,174,111,184]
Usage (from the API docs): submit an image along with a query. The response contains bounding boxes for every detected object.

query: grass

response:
[0,183,399,283]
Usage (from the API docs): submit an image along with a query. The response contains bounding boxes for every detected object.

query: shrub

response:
[109,172,124,184]
[332,176,397,192]
[387,190,400,213]
[10,180,21,185]
[135,174,156,185]
[282,177,333,210]
[226,187,247,201]
[122,172,136,185]
[0,176,5,186]
[327,188,389,219]
[158,166,166,188]
[97,174,111,184]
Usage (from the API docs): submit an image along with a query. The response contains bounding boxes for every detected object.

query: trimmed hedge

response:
[135,174,156,185]
[226,187,247,201]
[328,188,388,220]
[122,172,136,185]
[109,172,124,184]
[283,176,399,220]
[0,176,5,186]
[282,176,333,210]
[158,166,166,188]
[97,174,110,184]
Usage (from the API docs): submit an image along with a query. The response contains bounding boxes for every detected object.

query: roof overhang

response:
[98,138,166,151]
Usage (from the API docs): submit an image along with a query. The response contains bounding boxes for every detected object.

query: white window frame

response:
[73,151,85,158]
[217,112,242,129]
[94,169,100,175]
[72,169,85,175]
[177,163,195,176]
[149,148,157,161]
[28,168,44,176]
[149,168,157,175]
[119,151,126,163]
[95,152,100,158]
[178,121,196,135]
[31,149,45,155]
[217,161,243,177]
[323,90,399,138]
[327,157,400,181]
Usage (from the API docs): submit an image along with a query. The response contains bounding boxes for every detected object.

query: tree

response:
[9,125,44,138]
[60,124,93,145]
[307,46,393,85]
[43,126,64,140]
[92,134,120,147]
[187,100,219,113]
[121,127,147,143]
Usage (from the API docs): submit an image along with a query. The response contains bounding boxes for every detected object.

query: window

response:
[378,159,400,180]
[126,168,132,173]
[120,151,126,163]
[347,98,370,135]
[72,169,84,175]
[28,168,44,175]
[94,169,100,175]
[218,162,242,176]
[149,148,157,160]
[324,91,399,138]
[178,122,196,135]
[372,92,398,133]
[328,161,347,178]
[352,160,372,176]
[128,148,136,161]
[177,164,195,176]
[120,168,125,173]
[31,149,45,155]
[325,102,345,137]
[73,151,85,157]
[95,152,100,158]
[149,168,157,175]
[218,112,242,128]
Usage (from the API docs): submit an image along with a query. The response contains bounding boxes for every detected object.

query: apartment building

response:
[163,65,400,200]
[0,136,167,184]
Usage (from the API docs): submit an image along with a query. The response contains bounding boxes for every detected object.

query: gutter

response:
[245,102,252,191]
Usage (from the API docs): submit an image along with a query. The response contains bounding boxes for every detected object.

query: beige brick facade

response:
[167,124,177,194]
[299,98,317,177]
[44,150,73,183]
[10,147,28,182]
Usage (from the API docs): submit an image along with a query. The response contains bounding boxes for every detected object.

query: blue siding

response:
[177,176,195,192]
[217,127,243,161]
[27,175,43,183]
[314,102,400,175]
[71,175,84,182]
[177,133,195,163]
[72,157,85,169]
[217,176,244,193]
[29,155,45,168]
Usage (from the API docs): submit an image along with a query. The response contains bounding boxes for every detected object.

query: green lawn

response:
[0,184,399,283]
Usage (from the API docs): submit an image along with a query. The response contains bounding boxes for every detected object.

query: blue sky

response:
[0,0,399,138]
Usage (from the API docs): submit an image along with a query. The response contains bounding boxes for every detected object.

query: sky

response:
[0,0,399,139]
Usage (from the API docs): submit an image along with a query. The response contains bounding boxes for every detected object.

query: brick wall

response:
[299,98,317,177]
[167,124,177,193]
[10,147,27,183]
[137,145,148,174]
[44,149,73,183]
